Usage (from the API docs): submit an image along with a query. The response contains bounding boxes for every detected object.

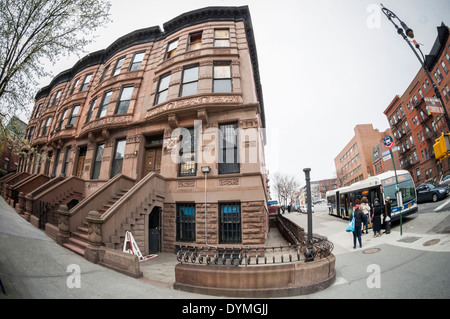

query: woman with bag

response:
[351,203,364,249]
[371,198,384,237]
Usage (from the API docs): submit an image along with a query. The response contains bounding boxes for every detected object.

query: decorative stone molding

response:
[168,114,179,129]
[56,205,71,246]
[219,178,239,186]
[197,109,208,123]
[126,134,141,144]
[239,119,259,129]
[146,94,243,119]
[177,180,196,188]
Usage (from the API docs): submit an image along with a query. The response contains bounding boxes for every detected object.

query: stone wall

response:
[162,200,266,252]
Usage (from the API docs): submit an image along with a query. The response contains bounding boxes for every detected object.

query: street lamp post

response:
[380,4,450,131]
[303,168,314,262]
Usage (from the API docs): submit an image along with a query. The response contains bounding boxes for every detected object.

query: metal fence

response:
[176,212,334,266]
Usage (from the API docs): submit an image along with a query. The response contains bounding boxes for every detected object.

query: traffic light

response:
[433,133,450,160]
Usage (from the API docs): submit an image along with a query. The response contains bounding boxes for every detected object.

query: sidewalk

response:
[283,211,450,255]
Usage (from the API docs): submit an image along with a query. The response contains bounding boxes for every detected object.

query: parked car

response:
[416,182,449,203]
[439,175,450,188]
[299,204,314,213]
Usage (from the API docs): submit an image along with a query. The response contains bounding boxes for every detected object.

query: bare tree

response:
[271,172,300,208]
[0,0,111,124]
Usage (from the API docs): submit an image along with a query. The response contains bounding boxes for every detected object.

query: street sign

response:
[384,135,394,149]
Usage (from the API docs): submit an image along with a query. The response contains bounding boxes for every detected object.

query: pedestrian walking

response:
[360,196,370,234]
[371,198,384,237]
[351,204,364,249]
[384,197,392,234]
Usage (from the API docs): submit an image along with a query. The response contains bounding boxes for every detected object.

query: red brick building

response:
[384,23,450,184]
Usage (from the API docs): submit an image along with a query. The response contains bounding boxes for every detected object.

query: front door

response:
[148,207,160,254]
[75,147,87,178]
[143,147,162,176]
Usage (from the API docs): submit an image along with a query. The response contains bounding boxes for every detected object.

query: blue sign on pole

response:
[384,135,394,149]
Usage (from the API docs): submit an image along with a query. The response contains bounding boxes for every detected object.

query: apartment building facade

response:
[11,6,269,256]
[384,23,450,184]
[334,124,397,187]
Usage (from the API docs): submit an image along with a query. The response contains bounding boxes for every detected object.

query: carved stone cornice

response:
[145,94,243,120]
[80,114,133,137]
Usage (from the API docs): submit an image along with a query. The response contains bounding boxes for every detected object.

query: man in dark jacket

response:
[352,205,364,248]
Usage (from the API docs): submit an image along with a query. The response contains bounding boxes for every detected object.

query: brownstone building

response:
[6,6,269,258]
[384,23,450,184]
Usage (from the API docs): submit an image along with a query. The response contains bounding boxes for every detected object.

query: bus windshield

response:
[381,173,416,207]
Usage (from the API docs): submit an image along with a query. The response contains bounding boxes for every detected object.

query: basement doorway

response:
[148,207,160,254]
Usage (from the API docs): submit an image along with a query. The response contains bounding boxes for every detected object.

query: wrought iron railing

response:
[176,213,334,266]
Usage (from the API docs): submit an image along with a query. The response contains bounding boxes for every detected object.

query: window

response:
[176,204,196,242]
[85,98,97,124]
[67,104,80,126]
[214,29,230,47]
[110,139,126,178]
[213,62,232,93]
[34,104,42,118]
[80,74,92,91]
[112,57,125,77]
[178,127,197,177]
[115,86,134,114]
[97,91,112,118]
[441,61,448,73]
[26,127,34,141]
[100,65,110,82]
[52,149,61,177]
[219,122,239,174]
[129,52,145,71]
[52,90,62,106]
[70,78,80,95]
[37,151,44,174]
[187,32,202,51]
[180,65,199,97]
[41,117,52,136]
[91,143,105,179]
[57,109,67,130]
[165,39,178,60]
[62,146,71,177]
[219,203,241,244]
[155,73,170,105]
[46,93,53,107]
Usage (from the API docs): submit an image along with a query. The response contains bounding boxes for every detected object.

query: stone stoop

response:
[105,201,148,251]
[63,189,130,257]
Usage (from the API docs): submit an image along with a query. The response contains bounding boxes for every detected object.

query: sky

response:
[34,0,450,186]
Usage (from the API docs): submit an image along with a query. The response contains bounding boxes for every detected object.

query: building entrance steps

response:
[62,189,130,256]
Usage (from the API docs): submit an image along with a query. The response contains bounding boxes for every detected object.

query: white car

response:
[299,204,314,213]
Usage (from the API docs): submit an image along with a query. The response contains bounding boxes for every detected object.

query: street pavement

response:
[1,196,449,300]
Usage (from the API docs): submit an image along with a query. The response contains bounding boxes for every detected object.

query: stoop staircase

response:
[63,188,130,256]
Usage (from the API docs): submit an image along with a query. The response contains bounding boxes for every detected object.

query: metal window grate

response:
[176,204,196,242]
[219,203,241,244]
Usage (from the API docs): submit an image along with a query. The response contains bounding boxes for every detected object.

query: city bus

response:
[326,170,417,221]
